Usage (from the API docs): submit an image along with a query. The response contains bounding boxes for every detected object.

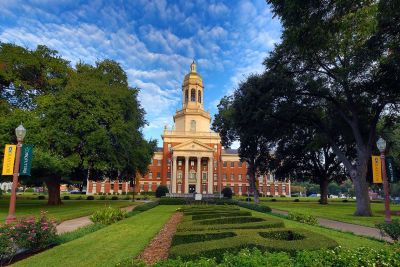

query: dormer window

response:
[185,90,188,103]
[198,91,201,103]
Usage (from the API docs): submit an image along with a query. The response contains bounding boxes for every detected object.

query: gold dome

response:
[183,60,203,87]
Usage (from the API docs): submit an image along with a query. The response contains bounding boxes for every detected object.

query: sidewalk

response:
[271,208,392,242]
[56,205,135,234]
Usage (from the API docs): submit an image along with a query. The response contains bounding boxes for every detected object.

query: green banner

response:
[386,156,397,183]
[19,144,33,176]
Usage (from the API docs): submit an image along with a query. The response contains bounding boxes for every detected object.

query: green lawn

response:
[13,205,179,267]
[256,198,400,227]
[243,208,389,249]
[0,199,135,222]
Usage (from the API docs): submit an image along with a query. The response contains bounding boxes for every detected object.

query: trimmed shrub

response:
[159,197,186,205]
[121,192,126,195]
[111,196,119,200]
[63,195,70,200]
[221,187,233,199]
[25,188,34,192]
[89,206,126,225]
[237,201,272,213]
[99,195,107,200]
[259,230,305,240]
[172,232,237,246]
[86,195,95,200]
[155,185,169,198]
[38,195,46,200]
[271,198,277,202]
[376,219,400,242]
[342,199,349,203]
[133,201,159,212]
[191,211,251,220]
[293,198,300,202]
[287,212,318,226]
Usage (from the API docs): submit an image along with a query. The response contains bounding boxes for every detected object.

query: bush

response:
[293,199,300,202]
[155,185,169,198]
[342,199,349,203]
[237,201,272,213]
[287,212,318,226]
[221,187,233,199]
[121,191,126,195]
[63,195,70,200]
[99,195,107,200]
[271,198,277,202]
[133,201,159,212]
[25,188,34,193]
[111,196,119,200]
[159,197,186,205]
[86,195,95,200]
[0,211,57,263]
[89,206,126,225]
[376,219,400,242]
[38,195,46,200]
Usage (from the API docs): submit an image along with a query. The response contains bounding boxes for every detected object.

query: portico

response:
[170,140,214,194]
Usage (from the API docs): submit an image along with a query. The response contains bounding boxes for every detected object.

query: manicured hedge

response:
[237,201,272,213]
[159,197,187,205]
[132,201,159,212]
[169,205,338,262]
[158,197,238,205]
[170,228,338,261]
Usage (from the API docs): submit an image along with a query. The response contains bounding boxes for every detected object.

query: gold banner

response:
[372,155,382,183]
[2,145,16,175]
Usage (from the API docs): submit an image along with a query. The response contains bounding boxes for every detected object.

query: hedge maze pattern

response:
[170,206,338,261]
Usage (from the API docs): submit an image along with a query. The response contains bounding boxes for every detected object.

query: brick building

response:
[87,62,290,196]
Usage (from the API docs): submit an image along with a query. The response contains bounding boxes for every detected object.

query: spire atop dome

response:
[190,60,196,73]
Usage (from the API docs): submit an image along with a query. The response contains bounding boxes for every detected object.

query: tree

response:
[155,185,169,198]
[265,0,400,215]
[221,187,233,199]
[213,75,275,204]
[273,126,347,204]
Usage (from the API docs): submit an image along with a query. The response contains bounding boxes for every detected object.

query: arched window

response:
[191,89,196,102]
[185,90,188,103]
[198,91,201,103]
[190,120,196,132]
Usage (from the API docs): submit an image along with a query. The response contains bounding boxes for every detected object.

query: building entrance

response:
[189,185,196,193]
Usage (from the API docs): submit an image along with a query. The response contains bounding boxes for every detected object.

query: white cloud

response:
[208,3,229,16]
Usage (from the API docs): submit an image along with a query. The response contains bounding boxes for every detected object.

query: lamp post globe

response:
[15,124,26,142]
[376,137,386,153]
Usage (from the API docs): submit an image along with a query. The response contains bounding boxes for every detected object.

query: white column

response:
[172,156,177,193]
[196,157,201,193]
[184,157,189,194]
[208,157,213,194]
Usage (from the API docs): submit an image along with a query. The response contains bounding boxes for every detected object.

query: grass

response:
[256,198,400,227]
[13,205,179,267]
[0,199,136,222]
[244,207,390,249]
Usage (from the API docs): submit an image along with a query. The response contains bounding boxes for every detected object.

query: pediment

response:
[172,140,214,152]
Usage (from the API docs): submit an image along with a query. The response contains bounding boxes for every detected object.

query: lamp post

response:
[6,124,26,224]
[376,137,391,223]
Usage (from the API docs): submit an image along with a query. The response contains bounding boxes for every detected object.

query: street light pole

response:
[376,137,391,223]
[6,124,26,224]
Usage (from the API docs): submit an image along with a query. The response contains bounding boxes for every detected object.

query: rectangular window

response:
[238,162,243,167]
[213,173,217,181]
[140,184,144,191]
[191,161,194,166]
[202,161,207,166]
[275,185,279,192]
[223,161,227,167]
[177,172,182,183]
[167,172,171,178]
[230,162,234,168]
[178,161,182,166]
[246,175,249,180]
[214,185,218,192]
[157,172,161,179]
[238,174,242,180]
[119,183,122,190]
[157,160,161,166]
[202,184,207,192]
[202,172,207,183]
[223,174,227,180]
[230,174,234,181]
[214,160,218,167]
[167,159,171,166]
[149,172,153,179]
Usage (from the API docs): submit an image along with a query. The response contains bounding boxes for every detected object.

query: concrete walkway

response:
[56,205,136,234]
[271,208,391,242]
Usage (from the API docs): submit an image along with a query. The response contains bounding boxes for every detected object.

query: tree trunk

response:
[351,154,372,216]
[319,177,329,205]
[45,177,62,205]
[248,163,259,204]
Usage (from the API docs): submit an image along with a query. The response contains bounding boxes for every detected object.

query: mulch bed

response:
[136,212,183,265]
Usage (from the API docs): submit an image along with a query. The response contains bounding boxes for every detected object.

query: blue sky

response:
[0,0,281,146]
